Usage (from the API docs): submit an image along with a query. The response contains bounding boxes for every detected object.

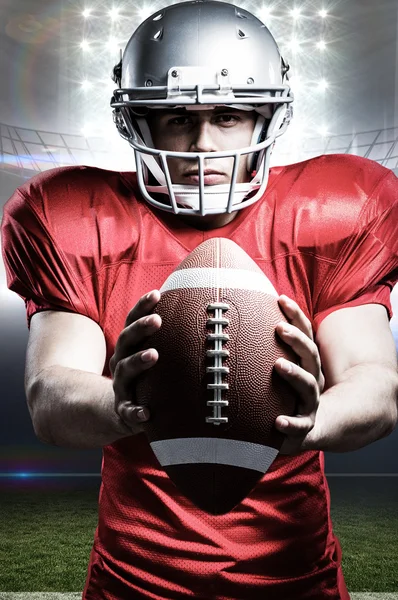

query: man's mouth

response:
[183,170,226,185]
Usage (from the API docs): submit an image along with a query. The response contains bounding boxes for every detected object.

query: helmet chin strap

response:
[134,113,269,212]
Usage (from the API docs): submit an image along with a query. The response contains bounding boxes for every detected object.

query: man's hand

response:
[274,295,325,454]
[110,290,161,434]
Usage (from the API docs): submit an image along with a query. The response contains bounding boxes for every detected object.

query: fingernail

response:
[137,408,149,421]
[141,349,154,362]
[280,359,293,373]
[280,418,289,428]
[279,323,291,335]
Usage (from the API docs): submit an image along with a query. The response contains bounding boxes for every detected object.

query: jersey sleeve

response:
[312,169,398,331]
[1,188,99,328]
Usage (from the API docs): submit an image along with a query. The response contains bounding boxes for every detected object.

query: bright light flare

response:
[316,40,327,51]
[291,7,302,20]
[109,7,120,21]
[80,40,90,51]
[288,38,302,53]
[82,8,92,18]
[81,80,92,91]
[318,78,329,91]
[319,9,328,18]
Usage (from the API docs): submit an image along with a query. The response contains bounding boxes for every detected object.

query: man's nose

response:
[189,121,218,153]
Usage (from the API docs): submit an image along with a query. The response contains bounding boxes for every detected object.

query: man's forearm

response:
[28,365,132,448]
[304,364,398,452]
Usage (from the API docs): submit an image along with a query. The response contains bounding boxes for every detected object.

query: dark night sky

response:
[0,0,398,475]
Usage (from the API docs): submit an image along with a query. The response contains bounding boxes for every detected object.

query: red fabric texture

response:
[2,154,397,599]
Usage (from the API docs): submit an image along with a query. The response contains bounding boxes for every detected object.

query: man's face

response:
[147,107,257,186]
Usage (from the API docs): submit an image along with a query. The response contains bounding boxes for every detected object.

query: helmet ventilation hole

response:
[153,29,163,41]
[153,13,163,21]
[236,10,247,19]
[237,29,247,38]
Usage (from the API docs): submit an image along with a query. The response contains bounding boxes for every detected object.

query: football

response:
[136,238,297,515]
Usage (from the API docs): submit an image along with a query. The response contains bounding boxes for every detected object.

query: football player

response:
[2,1,397,598]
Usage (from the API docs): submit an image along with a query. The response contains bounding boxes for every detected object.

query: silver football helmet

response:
[111,0,293,215]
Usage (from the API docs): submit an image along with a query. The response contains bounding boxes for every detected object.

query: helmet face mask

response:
[146,106,258,193]
[110,0,293,216]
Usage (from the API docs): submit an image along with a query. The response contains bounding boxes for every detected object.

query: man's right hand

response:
[110,289,162,435]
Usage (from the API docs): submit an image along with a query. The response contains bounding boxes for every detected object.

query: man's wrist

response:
[299,418,323,452]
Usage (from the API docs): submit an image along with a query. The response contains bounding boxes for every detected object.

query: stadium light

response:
[291,7,302,20]
[80,40,90,51]
[109,7,120,21]
[81,80,92,91]
[316,40,327,51]
[82,8,92,18]
[318,78,329,91]
[319,9,328,18]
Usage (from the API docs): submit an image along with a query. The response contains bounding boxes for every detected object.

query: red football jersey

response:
[2,154,398,599]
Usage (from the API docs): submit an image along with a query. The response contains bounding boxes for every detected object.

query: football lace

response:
[205,302,230,425]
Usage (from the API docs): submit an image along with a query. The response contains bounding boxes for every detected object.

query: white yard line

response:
[351,596,398,600]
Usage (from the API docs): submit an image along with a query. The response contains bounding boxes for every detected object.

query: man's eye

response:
[216,114,240,124]
[168,116,191,125]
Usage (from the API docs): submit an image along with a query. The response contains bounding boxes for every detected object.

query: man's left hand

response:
[274,295,325,454]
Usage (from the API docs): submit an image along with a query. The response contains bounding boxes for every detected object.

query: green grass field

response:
[329,477,398,592]
[0,477,397,592]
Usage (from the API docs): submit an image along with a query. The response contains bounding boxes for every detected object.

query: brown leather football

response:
[136,237,297,515]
